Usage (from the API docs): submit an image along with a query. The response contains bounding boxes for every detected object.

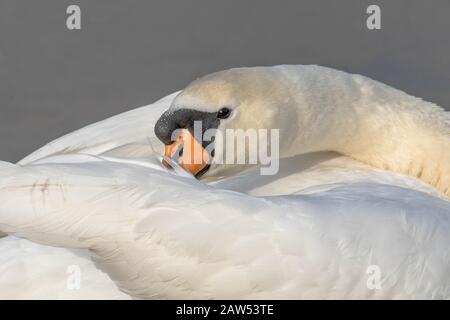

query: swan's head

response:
[155,67,301,178]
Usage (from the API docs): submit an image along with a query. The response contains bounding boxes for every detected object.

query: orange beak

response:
[162,129,210,176]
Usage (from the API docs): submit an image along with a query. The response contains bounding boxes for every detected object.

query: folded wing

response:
[1,157,449,299]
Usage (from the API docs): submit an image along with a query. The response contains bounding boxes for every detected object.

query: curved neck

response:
[283,68,450,198]
[335,108,450,198]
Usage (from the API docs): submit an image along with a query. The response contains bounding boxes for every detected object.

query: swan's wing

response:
[0,157,135,299]
[0,158,449,299]
[0,236,130,299]
[18,92,179,165]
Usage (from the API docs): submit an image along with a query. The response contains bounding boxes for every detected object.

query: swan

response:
[0,65,449,299]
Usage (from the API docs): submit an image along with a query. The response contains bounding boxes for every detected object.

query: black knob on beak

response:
[154,108,221,146]
[154,110,182,145]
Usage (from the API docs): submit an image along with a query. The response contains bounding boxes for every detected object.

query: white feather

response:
[0,65,449,299]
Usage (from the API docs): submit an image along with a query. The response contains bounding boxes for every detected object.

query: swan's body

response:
[0,65,449,299]
[0,236,130,299]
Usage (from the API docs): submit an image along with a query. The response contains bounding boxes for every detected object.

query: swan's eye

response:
[217,107,231,119]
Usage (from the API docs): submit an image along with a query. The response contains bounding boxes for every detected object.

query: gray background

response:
[1,0,450,162]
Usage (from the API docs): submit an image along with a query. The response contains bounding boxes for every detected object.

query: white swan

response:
[0,65,449,299]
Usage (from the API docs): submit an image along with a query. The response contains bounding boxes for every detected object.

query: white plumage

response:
[0,65,449,299]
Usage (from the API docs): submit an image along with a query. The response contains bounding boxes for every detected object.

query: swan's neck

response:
[290,97,450,198]
[340,116,450,198]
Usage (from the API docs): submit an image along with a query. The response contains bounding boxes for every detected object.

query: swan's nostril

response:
[178,145,184,157]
